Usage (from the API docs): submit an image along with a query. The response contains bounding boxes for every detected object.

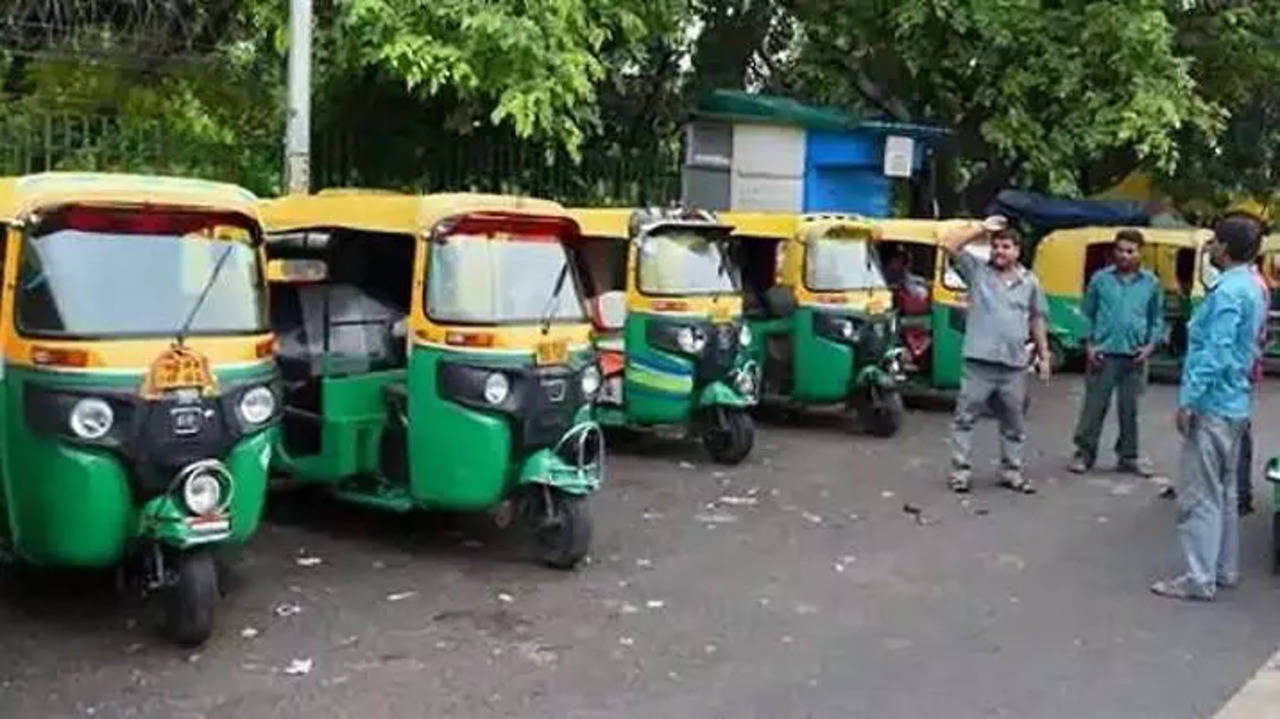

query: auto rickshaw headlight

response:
[238,386,276,425]
[677,326,707,354]
[581,365,602,397]
[69,398,114,440]
[739,325,753,347]
[183,471,223,516]
[483,372,511,405]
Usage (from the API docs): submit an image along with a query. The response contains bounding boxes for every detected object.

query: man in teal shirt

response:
[1068,229,1163,475]
[1152,217,1266,601]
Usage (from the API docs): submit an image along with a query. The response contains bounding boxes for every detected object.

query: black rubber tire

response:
[534,493,593,570]
[702,408,755,465]
[863,389,905,438]
[164,549,218,647]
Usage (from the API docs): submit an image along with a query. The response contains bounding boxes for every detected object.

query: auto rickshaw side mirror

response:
[592,291,628,331]
[1266,456,1280,484]
[267,258,329,283]
[764,285,797,318]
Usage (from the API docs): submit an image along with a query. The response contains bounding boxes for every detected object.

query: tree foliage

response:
[2,0,1279,211]
[786,0,1226,209]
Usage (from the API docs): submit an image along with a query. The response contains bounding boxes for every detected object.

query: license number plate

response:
[535,340,568,366]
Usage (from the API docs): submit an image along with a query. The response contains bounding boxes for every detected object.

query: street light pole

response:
[284,0,312,194]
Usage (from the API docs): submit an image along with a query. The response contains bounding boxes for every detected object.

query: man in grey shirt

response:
[943,216,1052,494]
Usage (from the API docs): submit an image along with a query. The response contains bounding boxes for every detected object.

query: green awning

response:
[695,89,950,139]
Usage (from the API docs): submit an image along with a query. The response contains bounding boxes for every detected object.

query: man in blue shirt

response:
[1068,229,1163,476]
[1152,217,1267,601]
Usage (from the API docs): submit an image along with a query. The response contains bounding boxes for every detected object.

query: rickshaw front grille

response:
[521,368,585,448]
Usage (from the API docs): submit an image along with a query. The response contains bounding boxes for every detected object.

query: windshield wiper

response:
[539,261,570,335]
[175,243,236,346]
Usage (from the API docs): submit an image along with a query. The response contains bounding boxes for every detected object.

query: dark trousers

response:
[1238,421,1253,510]
[1072,355,1144,466]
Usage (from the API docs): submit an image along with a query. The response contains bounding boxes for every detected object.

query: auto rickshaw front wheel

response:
[702,407,755,465]
[524,488,593,570]
[163,548,219,647]
[859,387,904,438]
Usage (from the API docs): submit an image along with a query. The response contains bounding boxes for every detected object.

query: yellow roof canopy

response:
[0,172,260,222]
[260,191,570,236]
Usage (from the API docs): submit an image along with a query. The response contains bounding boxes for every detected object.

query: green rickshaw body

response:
[569,208,756,464]
[3,365,276,568]
[601,309,754,428]
[260,193,604,522]
[924,299,967,391]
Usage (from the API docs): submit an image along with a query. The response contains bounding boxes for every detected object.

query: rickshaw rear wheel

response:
[164,549,218,647]
[702,408,755,465]
[529,490,592,570]
[860,388,904,438]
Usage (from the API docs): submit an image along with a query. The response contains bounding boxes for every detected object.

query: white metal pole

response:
[284,0,312,194]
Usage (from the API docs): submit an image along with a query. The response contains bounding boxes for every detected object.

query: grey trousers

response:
[1176,414,1247,598]
[950,360,1027,471]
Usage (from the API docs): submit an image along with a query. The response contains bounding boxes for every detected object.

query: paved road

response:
[2,377,1279,719]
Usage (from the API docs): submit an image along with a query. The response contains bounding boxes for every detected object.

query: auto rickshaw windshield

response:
[16,224,265,338]
[637,230,738,296]
[806,237,886,291]
[427,233,586,324]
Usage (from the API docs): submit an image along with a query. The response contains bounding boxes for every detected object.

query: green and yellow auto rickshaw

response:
[568,207,757,465]
[1031,226,1212,378]
[259,192,603,569]
[873,219,981,402]
[0,172,279,645]
[726,211,906,436]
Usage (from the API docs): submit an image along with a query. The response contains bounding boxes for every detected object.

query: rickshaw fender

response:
[697,381,752,409]
[517,448,601,497]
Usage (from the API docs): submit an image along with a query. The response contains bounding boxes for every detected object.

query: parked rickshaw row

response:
[1,172,1277,648]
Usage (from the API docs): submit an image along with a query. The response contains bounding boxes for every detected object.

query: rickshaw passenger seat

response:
[296,284,404,377]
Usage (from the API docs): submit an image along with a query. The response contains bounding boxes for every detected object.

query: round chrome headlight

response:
[69,398,114,440]
[239,386,276,425]
[739,324,753,347]
[183,471,224,516]
[483,372,510,405]
[838,319,856,340]
[581,365,602,397]
[677,326,707,354]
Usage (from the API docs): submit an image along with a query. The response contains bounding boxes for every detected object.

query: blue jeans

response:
[1175,414,1247,598]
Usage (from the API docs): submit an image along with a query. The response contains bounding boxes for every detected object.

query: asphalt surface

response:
[3,376,1280,719]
